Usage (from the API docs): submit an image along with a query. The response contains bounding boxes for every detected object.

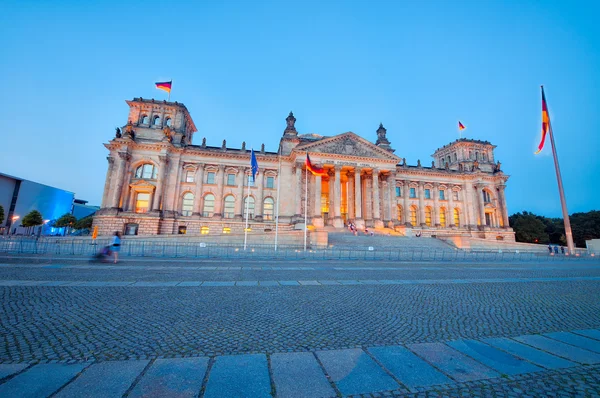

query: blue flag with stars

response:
[250,149,259,182]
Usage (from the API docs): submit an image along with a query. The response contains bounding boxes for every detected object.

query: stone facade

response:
[93,98,514,241]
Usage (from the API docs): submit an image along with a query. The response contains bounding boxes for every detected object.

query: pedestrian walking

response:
[561,246,565,254]
[111,231,121,263]
[554,246,559,254]
[548,244,552,254]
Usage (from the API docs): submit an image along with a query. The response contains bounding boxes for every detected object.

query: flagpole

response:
[303,164,308,252]
[168,80,171,101]
[274,144,282,251]
[543,86,575,254]
[243,172,251,251]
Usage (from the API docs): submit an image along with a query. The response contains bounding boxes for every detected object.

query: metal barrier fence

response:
[0,237,597,262]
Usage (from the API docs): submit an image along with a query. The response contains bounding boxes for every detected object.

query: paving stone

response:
[544,331,600,354]
[0,363,29,380]
[298,280,320,285]
[278,280,300,286]
[128,357,208,398]
[483,337,576,369]
[176,281,202,287]
[447,339,542,376]
[201,281,235,286]
[131,282,179,287]
[514,335,600,365]
[0,363,88,398]
[317,348,399,396]
[271,352,336,398]
[258,281,279,286]
[368,345,452,390]
[236,281,259,286]
[204,354,270,398]
[56,360,148,397]
[408,343,499,382]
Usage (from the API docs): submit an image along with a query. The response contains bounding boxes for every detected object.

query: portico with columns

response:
[93,97,514,242]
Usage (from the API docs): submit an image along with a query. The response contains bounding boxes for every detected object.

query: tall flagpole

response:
[303,164,308,252]
[243,150,252,251]
[543,86,575,254]
[274,143,282,251]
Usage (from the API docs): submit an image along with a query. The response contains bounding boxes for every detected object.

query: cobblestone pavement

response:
[0,256,599,396]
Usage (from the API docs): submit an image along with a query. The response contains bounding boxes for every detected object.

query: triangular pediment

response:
[129,179,156,190]
[294,132,400,162]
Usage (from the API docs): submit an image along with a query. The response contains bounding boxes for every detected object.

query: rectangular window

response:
[266,176,274,189]
[227,174,236,186]
[424,189,431,199]
[410,188,416,198]
[135,193,150,213]
[439,190,445,200]
[247,175,254,187]
[206,172,215,184]
[395,187,401,197]
[185,171,194,183]
[453,191,459,201]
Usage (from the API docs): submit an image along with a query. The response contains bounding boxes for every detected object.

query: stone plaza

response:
[0,253,599,397]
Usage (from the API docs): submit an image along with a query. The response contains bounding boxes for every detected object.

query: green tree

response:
[509,211,549,244]
[54,213,77,235]
[0,205,4,225]
[570,210,600,248]
[22,210,43,227]
[74,215,93,230]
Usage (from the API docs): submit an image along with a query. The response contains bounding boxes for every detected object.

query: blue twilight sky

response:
[1,0,598,217]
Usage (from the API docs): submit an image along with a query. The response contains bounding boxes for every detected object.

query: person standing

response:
[112,231,121,263]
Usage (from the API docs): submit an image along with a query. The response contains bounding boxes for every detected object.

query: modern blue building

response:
[0,172,75,235]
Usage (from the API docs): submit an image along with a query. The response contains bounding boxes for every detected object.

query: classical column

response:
[418,182,426,227]
[314,174,322,217]
[295,165,302,217]
[172,161,183,214]
[354,168,362,220]
[476,183,486,227]
[101,156,115,208]
[253,168,265,221]
[192,163,205,215]
[213,165,225,217]
[433,183,440,227]
[372,169,383,228]
[119,164,133,211]
[152,155,169,211]
[463,184,475,227]
[448,186,455,227]
[234,168,245,219]
[498,185,509,228]
[387,173,396,226]
[403,181,411,226]
[382,175,390,224]
[163,154,180,213]
[332,166,343,228]
[346,171,354,220]
[110,152,129,209]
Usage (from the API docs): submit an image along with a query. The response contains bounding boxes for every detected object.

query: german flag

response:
[305,153,328,176]
[458,121,465,130]
[155,81,172,94]
[535,86,550,154]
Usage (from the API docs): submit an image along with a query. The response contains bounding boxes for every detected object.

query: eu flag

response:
[250,149,259,182]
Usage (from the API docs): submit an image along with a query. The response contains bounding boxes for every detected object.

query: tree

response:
[74,215,93,230]
[22,210,43,227]
[509,211,549,244]
[54,213,77,235]
[0,205,4,225]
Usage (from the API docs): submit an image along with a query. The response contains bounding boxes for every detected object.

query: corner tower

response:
[432,138,499,172]
[123,98,197,146]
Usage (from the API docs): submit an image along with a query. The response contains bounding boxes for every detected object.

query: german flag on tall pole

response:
[305,153,328,176]
[537,86,575,254]
[458,121,466,138]
[155,81,172,101]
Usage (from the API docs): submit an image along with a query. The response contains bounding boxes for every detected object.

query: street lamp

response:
[11,215,19,235]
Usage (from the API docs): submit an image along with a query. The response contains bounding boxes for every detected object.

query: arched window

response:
[483,152,487,161]
[244,196,255,219]
[141,114,149,124]
[447,156,451,164]
[425,206,432,227]
[223,195,235,219]
[453,208,460,227]
[475,151,479,160]
[453,152,457,161]
[397,205,403,223]
[482,190,492,203]
[135,164,158,179]
[439,207,446,228]
[263,197,274,220]
[410,206,418,226]
[202,194,215,217]
[181,193,194,216]
[153,115,161,126]
[165,117,172,127]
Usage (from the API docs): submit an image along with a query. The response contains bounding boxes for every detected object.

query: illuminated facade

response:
[93,97,514,241]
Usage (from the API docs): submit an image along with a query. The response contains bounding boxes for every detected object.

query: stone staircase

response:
[327,231,456,251]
